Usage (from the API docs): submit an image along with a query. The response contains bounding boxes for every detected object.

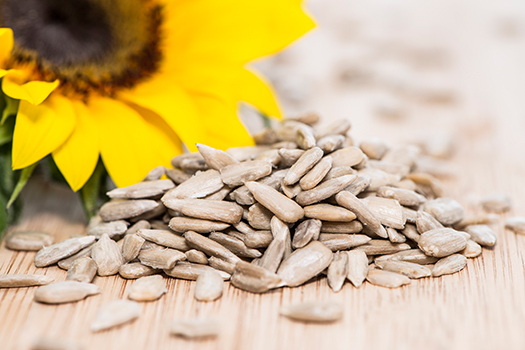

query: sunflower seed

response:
[366,269,411,288]
[281,181,302,199]
[418,228,468,257]
[209,232,262,259]
[402,207,418,224]
[346,250,368,287]
[91,234,124,276]
[377,186,427,207]
[231,169,287,205]
[184,231,241,264]
[195,270,224,301]
[336,191,387,238]
[317,135,345,153]
[432,254,467,277]
[128,275,167,301]
[416,210,444,233]
[401,224,420,242]
[57,245,94,270]
[0,274,54,288]
[208,256,236,275]
[196,143,239,170]
[165,262,230,280]
[121,234,145,263]
[353,239,411,256]
[30,337,84,350]
[34,281,100,304]
[129,201,166,222]
[119,262,159,279]
[185,249,208,264]
[220,160,273,187]
[166,199,243,224]
[422,198,464,225]
[137,229,190,251]
[342,175,371,196]
[296,175,357,206]
[98,200,159,222]
[91,300,141,332]
[87,218,129,239]
[319,234,371,251]
[281,301,343,323]
[67,257,97,283]
[168,217,230,233]
[107,179,174,199]
[454,215,497,229]
[386,227,406,243]
[244,230,273,248]
[138,246,186,270]
[505,217,525,235]
[245,181,304,223]
[359,138,389,160]
[289,112,320,126]
[227,145,271,161]
[165,168,191,184]
[254,128,278,145]
[480,193,512,213]
[283,147,324,185]
[460,240,482,258]
[327,251,348,292]
[299,156,333,190]
[292,219,322,249]
[296,124,317,150]
[35,236,96,268]
[465,225,497,247]
[170,318,220,338]
[368,160,410,178]
[258,217,290,273]
[321,221,363,234]
[254,149,281,166]
[330,147,364,168]
[406,172,444,198]
[278,148,305,167]
[162,169,223,201]
[362,197,406,230]
[231,261,282,293]
[374,249,439,265]
[323,166,355,181]
[5,231,55,251]
[315,118,351,139]
[375,260,431,279]
[277,241,333,287]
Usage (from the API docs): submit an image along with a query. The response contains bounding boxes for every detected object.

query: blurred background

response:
[249,0,525,148]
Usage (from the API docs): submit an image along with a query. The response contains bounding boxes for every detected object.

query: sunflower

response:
[0,0,314,190]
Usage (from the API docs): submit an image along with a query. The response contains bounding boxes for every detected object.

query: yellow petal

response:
[88,97,183,187]
[163,0,315,67]
[12,94,76,169]
[118,75,203,152]
[2,71,59,105]
[233,69,282,119]
[0,28,13,64]
[52,101,99,191]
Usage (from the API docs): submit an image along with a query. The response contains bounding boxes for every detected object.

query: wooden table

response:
[2,1,525,349]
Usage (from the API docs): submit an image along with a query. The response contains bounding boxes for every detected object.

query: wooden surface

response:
[2,1,525,349]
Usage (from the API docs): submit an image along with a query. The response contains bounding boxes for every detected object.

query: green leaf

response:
[0,116,14,146]
[0,192,7,237]
[80,159,105,220]
[0,95,19,125]
[7,162,36,209]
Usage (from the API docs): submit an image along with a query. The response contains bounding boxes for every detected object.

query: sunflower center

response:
[0,0,163,97]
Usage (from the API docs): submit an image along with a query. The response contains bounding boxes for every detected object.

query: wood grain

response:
[2,1,525,349]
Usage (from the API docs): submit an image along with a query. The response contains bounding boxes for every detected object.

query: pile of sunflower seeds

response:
[3,113,522,331]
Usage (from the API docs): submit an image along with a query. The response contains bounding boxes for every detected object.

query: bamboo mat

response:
[2,0,525,349]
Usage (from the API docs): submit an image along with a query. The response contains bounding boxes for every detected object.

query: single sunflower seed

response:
[336,191,388,238]
[67,257,97,283]
[106,179,174,199]
[296,175,357,206]
[128,275,167,301]
[168,217,230,234]
[432,254,467,277]
[220,160,273,187]
[366,269,411,288]
[505,217,525,235]
[5,231,55,251]
[119,262,160,279]
[422,198,464,225]
[346,250,368,287]
[121,234,145,263]
[99,200,160,222]
[375,260,431,279]
[0,274,54,288]
[280,301,343,323]
[327,251,348,292]
[284,147,324,185]
[91,234,124,276]
[138,246,186,270]
[245,181,304,223]
[184,231,241,264]
[292,219,322,249]
[464,225,497,247]
[164,262,231,281]
[418,228,467,258]
[35,236,96,268]
[304,203,356,222]
[170,318,220,339]
[34,281,100,304]
[91,300,141,332]
[319,234,371,251]
[230,261,282,293]
[194,270,224,301]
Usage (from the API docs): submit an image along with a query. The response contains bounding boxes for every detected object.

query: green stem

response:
[80,159,105,220]
[7,163,36,209]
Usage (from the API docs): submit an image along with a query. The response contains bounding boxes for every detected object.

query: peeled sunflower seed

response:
[330,147,364,168]
[342,175,371,196]
[336,191,388,238]
[319,234,371,251]
[128,275,167,301]
[91,300,141,332]
[165,168,191,185]
[401,224,420,242]
[87,218,129,239]
[278,148,305,167]
[375,260,431,279]
[346,250,368,288]
[0,274,54,288]
[418,228,467,257]
[284,147,324,185]
[220,160,273,187]
[304,203,356,222]
[406,172,444,198]
[244,230,273,249]
[376,186,426,206]
[320,221,363,234]
[119,263,160,279]
[292,219,322,249]
[461,240,482,258]
[184,231,241,264]
[281,301,343,323]
[464,225,497,247]
[34,281,100,304]
[99,200,160,222]
[352,240,411,255]
[57,245,94,270]
[162,169,223,201]
[277,241,333,287]
[168,217,230,234]
[121,234,145,263]
[422,198,464,226]
[327,251,348,292]
[230,261,282,293]
[317,134,345,153]
[386,227,406,243]
[208,232,262,259]
[480,193,512,213]
[247,203,274,229]
[432,254,467,277]
[281,181,302,199]
[296,175,357,206]
[359,138,389,160]
[164,262,230,281]
[106,179,174,199]
[505,217,525,235]
[170,318,220,339]
[245,181,304,223]
[314,118,351,139]
[300,156,333,190]
[366,269,411,288]
[295,123,316,149]
[323,166,355,181]
[368,160,410,178]
[91,234,124,276]
[30,337,84,350]
[185,249,209,265]
[357,168,400,191]
[67,257,97,283]
[208,256,236,275]
[194,270,224,301]
[362,196,406,230]
[35,236,96,268]
[253,128,278,145]
[374,249,439,265]
[5,231,55,251]
[165,198,243,224]
[258,217,290,273]
[416,211,444,233]
[196,143,239,170]
[138,247,186,270]
[137,229,190,251]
